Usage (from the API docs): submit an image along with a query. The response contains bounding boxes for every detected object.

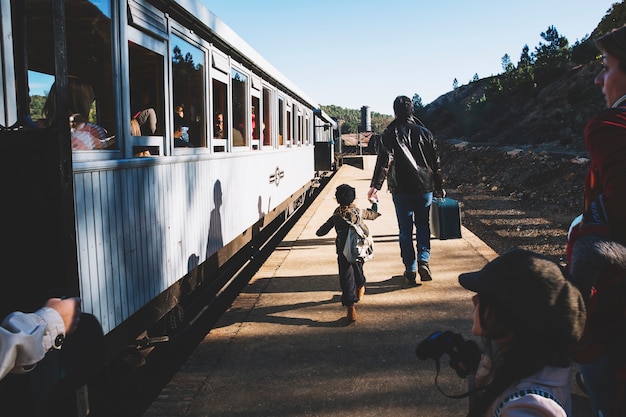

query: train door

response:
[0,0,122,314]
[1,0,116,414]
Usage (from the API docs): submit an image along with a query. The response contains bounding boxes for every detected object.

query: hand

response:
[434,189,446,199]
[449,340,482,378]
[367,187,378,202]
[45,297,81,334]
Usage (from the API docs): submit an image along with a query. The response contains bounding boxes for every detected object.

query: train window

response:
[231,68,247,148]
[286,104,292,146]
[278,97,285,147]
[251,97,260,150]
[305,113,311,145]
[171,34,206,149]
[296,105,303,146]
[128,37,165,156]
[20,0,116,153]
[262,87,272,148]
[302,112,311,145]
[212,77,228,152]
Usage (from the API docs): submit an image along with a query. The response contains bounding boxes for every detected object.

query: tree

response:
[412,93,427,120]
[532,26,570,87]
[518,44,532,69]
[571,35,598,64]
[501,54,514,73]
[472,73,480,82]
[453,78,459,89]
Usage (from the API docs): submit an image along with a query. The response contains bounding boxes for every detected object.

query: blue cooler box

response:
[430,197,462,239]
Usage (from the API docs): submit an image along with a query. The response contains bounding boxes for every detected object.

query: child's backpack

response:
[343,221,374,264]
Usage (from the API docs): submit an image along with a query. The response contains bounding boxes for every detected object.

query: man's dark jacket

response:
[370,116,443,194]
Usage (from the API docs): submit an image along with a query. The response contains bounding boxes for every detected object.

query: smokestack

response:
[360,106,371,132]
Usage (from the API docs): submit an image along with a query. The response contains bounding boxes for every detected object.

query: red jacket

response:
[584,108,626,243]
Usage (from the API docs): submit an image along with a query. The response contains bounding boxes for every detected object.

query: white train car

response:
[0,0,336,413]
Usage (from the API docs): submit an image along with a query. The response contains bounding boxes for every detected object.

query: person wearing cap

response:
[458,249,586,417]
[316,184,380,322]
[368,95,445,284]
[566,24,626,417]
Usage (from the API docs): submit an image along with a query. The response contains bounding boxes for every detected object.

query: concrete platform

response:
[143,155,588,417]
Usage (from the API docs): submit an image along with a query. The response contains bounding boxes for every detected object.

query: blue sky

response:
[204,0,619,114]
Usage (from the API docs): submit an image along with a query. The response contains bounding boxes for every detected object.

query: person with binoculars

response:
[419,249,586,416]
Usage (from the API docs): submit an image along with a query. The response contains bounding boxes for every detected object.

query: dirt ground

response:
[439,140,589,264]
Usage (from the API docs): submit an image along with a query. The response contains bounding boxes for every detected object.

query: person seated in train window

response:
[251,112,258,149]
[131,87,157,136]
[251,109,257,138]
[40,77,112,150]
[173,104,193,148]
[214,112,225,139]
[130,119,152,157]
[232,115,245,147]
[232,125,245,146]
[130,118,141,136]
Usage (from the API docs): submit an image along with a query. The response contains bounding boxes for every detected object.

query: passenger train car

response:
[0,0,336,413]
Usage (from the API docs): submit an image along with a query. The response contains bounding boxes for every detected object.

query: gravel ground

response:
[439,140,589,264]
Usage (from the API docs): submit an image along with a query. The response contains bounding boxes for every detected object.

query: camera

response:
[416,331,481,378]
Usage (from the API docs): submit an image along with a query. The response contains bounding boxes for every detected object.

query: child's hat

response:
[335,184,356,206]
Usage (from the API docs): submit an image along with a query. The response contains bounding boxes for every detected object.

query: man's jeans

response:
[392,192,433,273]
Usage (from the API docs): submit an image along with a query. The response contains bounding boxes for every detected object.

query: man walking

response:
[368,95,445,283]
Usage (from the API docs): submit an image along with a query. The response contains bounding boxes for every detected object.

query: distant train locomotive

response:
[0,0,336,414]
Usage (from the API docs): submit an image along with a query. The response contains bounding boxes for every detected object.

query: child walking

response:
[316,184,380,323]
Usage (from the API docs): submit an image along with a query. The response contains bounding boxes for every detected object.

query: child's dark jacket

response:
[316,206,380,255]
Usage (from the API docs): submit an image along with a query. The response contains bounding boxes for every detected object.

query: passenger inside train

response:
[40,77,113,150]
[173,104,193,147]
[131,86,158,136]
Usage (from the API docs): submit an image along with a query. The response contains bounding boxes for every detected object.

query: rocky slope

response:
[439,140,589,264]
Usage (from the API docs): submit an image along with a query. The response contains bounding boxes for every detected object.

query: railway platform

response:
[142,155,589,417]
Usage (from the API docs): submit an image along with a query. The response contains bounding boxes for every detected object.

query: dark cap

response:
[335,184,356,206]
[459,248,586,344]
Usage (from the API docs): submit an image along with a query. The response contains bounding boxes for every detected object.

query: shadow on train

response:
[83,172,334,417]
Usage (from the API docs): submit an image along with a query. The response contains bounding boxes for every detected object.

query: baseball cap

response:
[459,248,586,344]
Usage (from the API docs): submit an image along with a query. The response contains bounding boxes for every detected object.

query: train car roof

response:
[167,0,321,110]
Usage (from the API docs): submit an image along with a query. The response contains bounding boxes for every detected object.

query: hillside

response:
[395,4,624,261]
[427,61,601,261]
[423,62,604,153]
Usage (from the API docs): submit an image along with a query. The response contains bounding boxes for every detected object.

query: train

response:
[0,0,338,414]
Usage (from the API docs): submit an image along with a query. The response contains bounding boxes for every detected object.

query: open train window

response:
[5,0,117,154]
[231,68,248,148]
[171,33,206,150]
[262,86,272,148]
[251,96,260,150]
[304,112,311,146]
[286,102,292,147]
[278,97,285,147]
[212,77,228,152]
[128,33,165,156]
[295,105,303,146]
